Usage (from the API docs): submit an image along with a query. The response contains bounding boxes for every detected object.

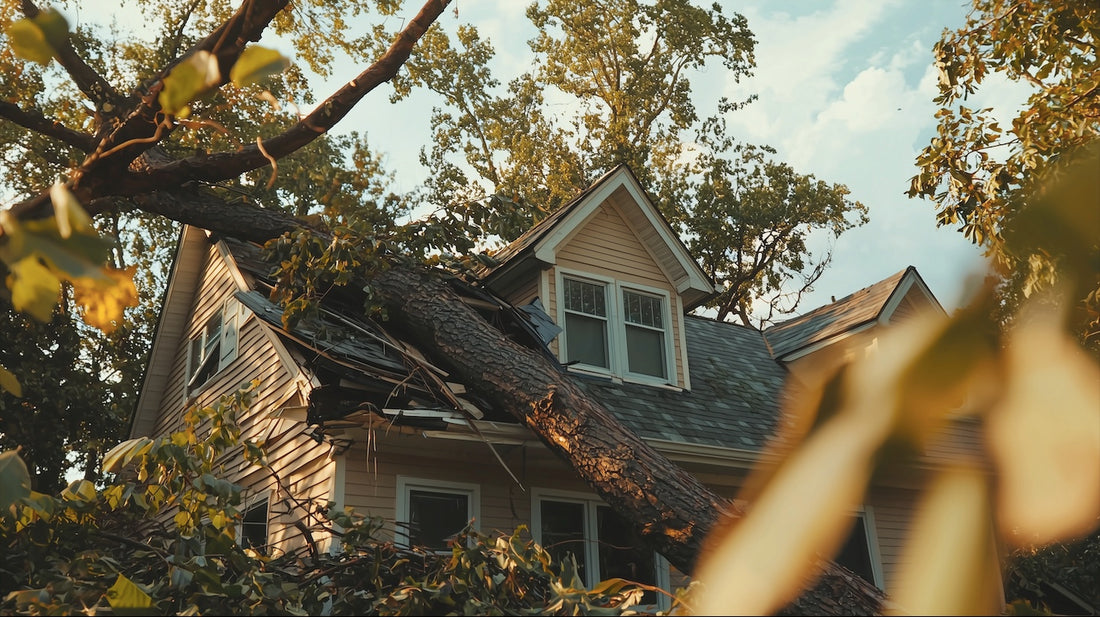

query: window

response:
[558,273,673,383]
[396,477,480,552]
[563,278,609,369]
[187,296,243,392]
[533,492,668,608]
[239,498,268,554]
[836,511,882,588]
[622,289,667,379]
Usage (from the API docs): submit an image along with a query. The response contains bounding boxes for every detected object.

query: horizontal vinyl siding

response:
[340,434,588,543]
[143,240,336,556]
[866,486,920,592]
[552,204,686,387]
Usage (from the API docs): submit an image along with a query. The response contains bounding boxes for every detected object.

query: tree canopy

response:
[908,0,1099,346]
[386,0,868,325]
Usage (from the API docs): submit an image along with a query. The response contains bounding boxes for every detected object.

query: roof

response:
[764,267,915,360]
[218,234,785,452]
[480,164,717,310]
[580,315,788,451]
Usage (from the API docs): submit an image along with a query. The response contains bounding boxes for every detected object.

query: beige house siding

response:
[140,239,336,555]
[548,202,687,387]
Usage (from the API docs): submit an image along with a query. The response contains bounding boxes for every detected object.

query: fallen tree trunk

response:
[129,190,885,613]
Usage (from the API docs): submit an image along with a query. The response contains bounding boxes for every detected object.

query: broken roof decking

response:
[220,233,787,453]
[763,267,937,361]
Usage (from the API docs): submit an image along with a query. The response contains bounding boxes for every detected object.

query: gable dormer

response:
[481,165,715,390]
[764,266,946,382]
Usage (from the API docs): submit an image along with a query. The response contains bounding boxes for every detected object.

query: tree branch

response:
[126,0,452,192]
[0,101,97,151]
[20,0,127,113]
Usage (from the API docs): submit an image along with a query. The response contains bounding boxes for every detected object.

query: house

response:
[129,164,984,608]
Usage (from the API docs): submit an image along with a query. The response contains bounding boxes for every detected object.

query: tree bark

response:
[0,0,887,610]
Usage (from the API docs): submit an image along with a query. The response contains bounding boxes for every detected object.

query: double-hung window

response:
[563,278,610,369]
[534,491,668,609]
[187,296,243,393]
[395,477,480,553]
[559,273,672,383]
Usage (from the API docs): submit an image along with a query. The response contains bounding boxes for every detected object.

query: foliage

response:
[384,0,867,325]
[908,0,1099,345]
[0,384,660,616]
[693,139,1100,615]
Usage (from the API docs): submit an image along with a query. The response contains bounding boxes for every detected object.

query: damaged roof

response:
[221,234,788,453]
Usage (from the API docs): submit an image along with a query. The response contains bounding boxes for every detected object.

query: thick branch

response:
[20,0,127,113]
[129,0,452,191]
[0,101,96,151]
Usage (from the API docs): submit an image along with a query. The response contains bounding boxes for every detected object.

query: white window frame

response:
[186,296,244,394]
[555,269,676,386]
[837,507,885,589]
[531,488,670,612]
[395,476,480,553]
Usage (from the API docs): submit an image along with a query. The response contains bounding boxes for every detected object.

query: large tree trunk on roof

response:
[0,0,886,609]
[119,191,885,614]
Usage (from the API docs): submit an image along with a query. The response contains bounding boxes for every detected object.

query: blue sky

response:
[336,0,1032,315]
[95,1,1031,316]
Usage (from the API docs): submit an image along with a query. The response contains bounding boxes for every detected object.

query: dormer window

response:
[558,271,673,384]
[563,278,610,369]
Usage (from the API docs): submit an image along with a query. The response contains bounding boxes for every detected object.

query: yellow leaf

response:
[988,300,1100,545]
[106,573,153,612]
[71,266,139,333]
[159,50,221,116]
[62,479,97,502]
[49,182,93,239]
[6,9,68,65]
[0,365,20,398]
[6,256,61,322]
[230,46,290,88]
[889,466,1001,616]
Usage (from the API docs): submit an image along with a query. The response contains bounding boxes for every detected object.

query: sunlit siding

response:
[550,203,686,387]
[866,486,920,592]
[144,239,336,555]
[340,433,594,543]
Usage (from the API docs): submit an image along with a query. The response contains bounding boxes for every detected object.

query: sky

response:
[326,0,1033,316]
[92,0,1032,317]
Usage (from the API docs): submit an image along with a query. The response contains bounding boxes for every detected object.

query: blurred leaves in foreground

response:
[695,141,1100,615]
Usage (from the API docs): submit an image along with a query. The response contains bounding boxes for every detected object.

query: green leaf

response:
[6,9,69,65]
[0,451,32,512]
[230,46,290,87]
[0,365,20,397]
[105,574,153,614]
[6,256,61,322]
[159,50,221,117]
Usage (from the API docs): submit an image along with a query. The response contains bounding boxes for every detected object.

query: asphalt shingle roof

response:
[579,315,787,451]
[763,267,912,359]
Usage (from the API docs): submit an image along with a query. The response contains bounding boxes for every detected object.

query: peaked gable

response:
[481,164,716,310]
[764,266,944,361]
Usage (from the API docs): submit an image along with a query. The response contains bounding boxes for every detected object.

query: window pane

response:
[540,500,588,583]
[626,325,666,378]
[408,490,469,551]
[836,516,875,586]
[241,500,268,554]
[564,278,606,317]
[565,313,609,368]
[596,505,657,603]
[622,291,662,328]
